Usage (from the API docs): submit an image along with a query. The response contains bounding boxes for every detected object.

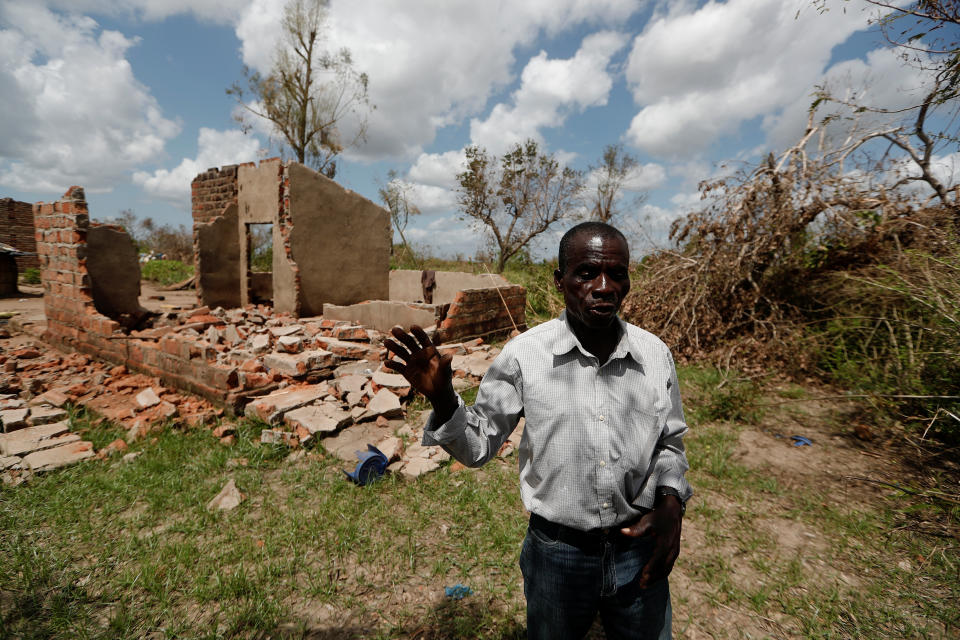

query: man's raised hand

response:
[383,325,455,411]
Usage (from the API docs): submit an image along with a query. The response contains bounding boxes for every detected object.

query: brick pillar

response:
[33,187,120,347]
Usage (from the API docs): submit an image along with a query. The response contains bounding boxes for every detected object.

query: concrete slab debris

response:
[360,388,403,422]
[206,478,244,511]
[135,388,161,409]
[244,384,330,424]
[283,402,352,435]
[0,408,28,432]
[23,440,94,471]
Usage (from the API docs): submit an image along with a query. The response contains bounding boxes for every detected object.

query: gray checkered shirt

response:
[424,311,693,532]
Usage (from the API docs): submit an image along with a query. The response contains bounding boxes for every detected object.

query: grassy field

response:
[1,369,956,639]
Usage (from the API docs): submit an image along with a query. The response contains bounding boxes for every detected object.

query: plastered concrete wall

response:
[196,203,241,309]
[1,198,39,270]
[86,225,146,322]
[389,270,510,304]
[237,159,284,307]
[286,162,390,315]
[323,300,440,333]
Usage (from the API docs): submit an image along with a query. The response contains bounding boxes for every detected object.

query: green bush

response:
[19,267,41,285]
[811,245,960,443]
[140,260,194,286]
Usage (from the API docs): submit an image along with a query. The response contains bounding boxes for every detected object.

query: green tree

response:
[588,143,644,223]
[228,0,371,178]
[456,139,584,272]
[378,169,421,267]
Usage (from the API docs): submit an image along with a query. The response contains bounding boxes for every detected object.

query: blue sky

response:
[0,0,934,259]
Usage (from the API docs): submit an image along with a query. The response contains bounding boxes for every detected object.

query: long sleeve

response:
[632,348,693,509]
[421,348,524,467]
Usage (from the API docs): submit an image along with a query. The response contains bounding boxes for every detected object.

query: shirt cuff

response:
[421,394,466,446]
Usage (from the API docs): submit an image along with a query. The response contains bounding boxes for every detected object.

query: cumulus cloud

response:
[0,2,180,193]
[623,0,875,156]
[470,31,630,153]
[41,0,250,24]
[407,150,466,189]
[232,0,644,163]
[133,127,262,208]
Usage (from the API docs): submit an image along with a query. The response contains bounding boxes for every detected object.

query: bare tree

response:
[813,0,960,214]
[228,0,371,178]
[456,140,584,272]
[587,143,644,223]
[378,169,421,266]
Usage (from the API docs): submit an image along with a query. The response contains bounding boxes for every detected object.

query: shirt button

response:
[599,460,606,467]
[602,502,609,508]
[599,415,605,421]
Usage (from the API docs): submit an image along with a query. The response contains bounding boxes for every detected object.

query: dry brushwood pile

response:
[622,115,958,378]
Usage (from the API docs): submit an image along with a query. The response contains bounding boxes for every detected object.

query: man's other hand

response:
[383,325,457,421]
[619,495,683,588]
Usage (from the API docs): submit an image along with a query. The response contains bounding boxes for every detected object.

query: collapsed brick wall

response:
[190,165,246,225]
[436,285,527,343]
[36,187,244,409]
[1,197,39,270]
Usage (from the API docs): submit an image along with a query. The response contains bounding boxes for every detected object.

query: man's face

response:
[554,233,630,331]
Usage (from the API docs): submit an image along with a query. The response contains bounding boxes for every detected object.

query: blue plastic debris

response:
[343,444,388,485]
[445,584,473,600]
[790,435,813,447]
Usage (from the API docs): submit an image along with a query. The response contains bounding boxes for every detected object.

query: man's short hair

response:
[557,222,628,275]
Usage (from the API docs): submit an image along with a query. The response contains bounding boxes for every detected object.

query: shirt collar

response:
[553,310,644,365]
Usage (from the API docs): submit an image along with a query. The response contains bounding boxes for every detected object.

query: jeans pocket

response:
[527,524,561,547]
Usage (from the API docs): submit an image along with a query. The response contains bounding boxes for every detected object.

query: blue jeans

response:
[519,515,672,640]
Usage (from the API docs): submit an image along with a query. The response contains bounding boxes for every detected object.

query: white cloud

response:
[407,150,466,188]
[232,0,644,163]
[41,0,251,24]
[133,127,262,208]
[763,47,934,151]
[470,31,629,154]
[0,2,180,193]
[623,0,876,156]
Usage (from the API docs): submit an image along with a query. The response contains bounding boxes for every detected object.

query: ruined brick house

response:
[192,158,526,344]
[28,160,524,414]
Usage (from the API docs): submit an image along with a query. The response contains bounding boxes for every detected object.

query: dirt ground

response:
[0,280,200,332]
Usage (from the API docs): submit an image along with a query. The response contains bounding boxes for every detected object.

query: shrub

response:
[19,267,41,285]
[140,260,194,286]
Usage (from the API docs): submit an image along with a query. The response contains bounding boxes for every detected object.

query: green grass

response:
[140,259,194,286]
[2,380,957,638]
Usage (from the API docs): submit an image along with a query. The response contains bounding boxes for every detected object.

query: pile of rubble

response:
[1,307,517,486]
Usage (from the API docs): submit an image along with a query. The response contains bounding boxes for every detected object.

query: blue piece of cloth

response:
[790,435,813,447]
[519,519,671,640]
[444,584,473,599]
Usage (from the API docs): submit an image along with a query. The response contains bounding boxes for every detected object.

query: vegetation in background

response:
[140,260,194,286]
[19,267,41,285]
[586,143,645,224]
[379,170,422,269]
[456,139,585,273]
[248,224,273,273]
[228,0,371,178]
[110,209,193,264]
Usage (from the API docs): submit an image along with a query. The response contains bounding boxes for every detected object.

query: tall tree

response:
[456,139,584,272]
[378,169,421,267]
[588,143,643,223]
[228,0,371,178]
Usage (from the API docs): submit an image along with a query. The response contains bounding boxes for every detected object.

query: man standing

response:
[384,222,691,639]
